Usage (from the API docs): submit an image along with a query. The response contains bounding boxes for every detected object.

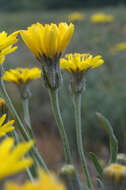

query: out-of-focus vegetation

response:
[0,0,126,11]
[2,6,126,159]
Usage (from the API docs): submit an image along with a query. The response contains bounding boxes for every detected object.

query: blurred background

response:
[1,0,126,182]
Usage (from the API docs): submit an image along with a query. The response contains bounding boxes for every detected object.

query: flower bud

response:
[59,165,82,190]
[117,153,126,166]
[0,98,8,118]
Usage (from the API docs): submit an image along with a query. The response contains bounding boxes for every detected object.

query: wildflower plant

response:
[0,19,124,190]
[20,22,74,166]
[20,22,74,89]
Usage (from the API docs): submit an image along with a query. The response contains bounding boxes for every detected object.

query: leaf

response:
[96,112,118,163]
[89,152,103,178]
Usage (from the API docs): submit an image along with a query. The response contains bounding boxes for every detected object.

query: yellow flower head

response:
[60,53,104,73]
[110,42,126,54]
[90,13,114,23]
[3,67,41,85]
[68,12,85,22]
[5,169,65,190]
[0,31,18,64]
[0,137,33,180]
[20,22,74,60]
[104,163,126,183]
[0,114,15,137]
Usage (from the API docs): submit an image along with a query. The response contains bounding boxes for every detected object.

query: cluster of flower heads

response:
[67,11,114,23]
[0,20,104,190]
[0,14,126,190]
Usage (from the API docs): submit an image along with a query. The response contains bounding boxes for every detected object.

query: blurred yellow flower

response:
[20,22,74,60]
[68,12,85,22]
[5,169,65,190]
[104,163,126,183]
[110,42,126,54]
[0,98,6,108]
[0,114,15,137]
[0,137,33,180]
[0,31,18,64]
[60,53,104,73]
[90,13,114,23]
[3,67,41,85]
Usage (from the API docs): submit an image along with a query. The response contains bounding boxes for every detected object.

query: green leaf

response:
[89,152,103,178]
[96,112,118,163]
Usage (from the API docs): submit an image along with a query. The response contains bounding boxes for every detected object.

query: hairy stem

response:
[48,88,72,164]
[72,93,93,189]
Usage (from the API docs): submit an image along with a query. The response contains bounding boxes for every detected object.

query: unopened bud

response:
[59,165,82,190]
[0,98,8,117]
[60,165,75,177]
[117,153,126,166]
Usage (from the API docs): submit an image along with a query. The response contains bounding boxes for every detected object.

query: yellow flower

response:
[110,42,126,54]
[3,67,41,85]
[68,12,85,22]
[60,53,104,73]
[0,114,15,137]
[20,22,74,60]
[90,13,114,23]
[0,137,33,180]
[104,163,126,183]
[5,169,65,190]
[0,31,18,64]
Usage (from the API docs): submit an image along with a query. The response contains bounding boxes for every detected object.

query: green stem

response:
[48,88,72,164]
[22,98,34,139]
[12,131,34,181]
[0,78,48,172]
[72,93,93,189]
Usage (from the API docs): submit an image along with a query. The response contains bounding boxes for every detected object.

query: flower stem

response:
[0,78,48,172]
[48,88,72,164]
[22,97,34,139]
[72,93,93,189]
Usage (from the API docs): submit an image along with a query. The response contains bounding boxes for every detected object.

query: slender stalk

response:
[22,97,34,139]
[22,97,42,177]
[72,93,93,189]
[12,131,34,181]
[48,88,72,164]
[0,78,48,172]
